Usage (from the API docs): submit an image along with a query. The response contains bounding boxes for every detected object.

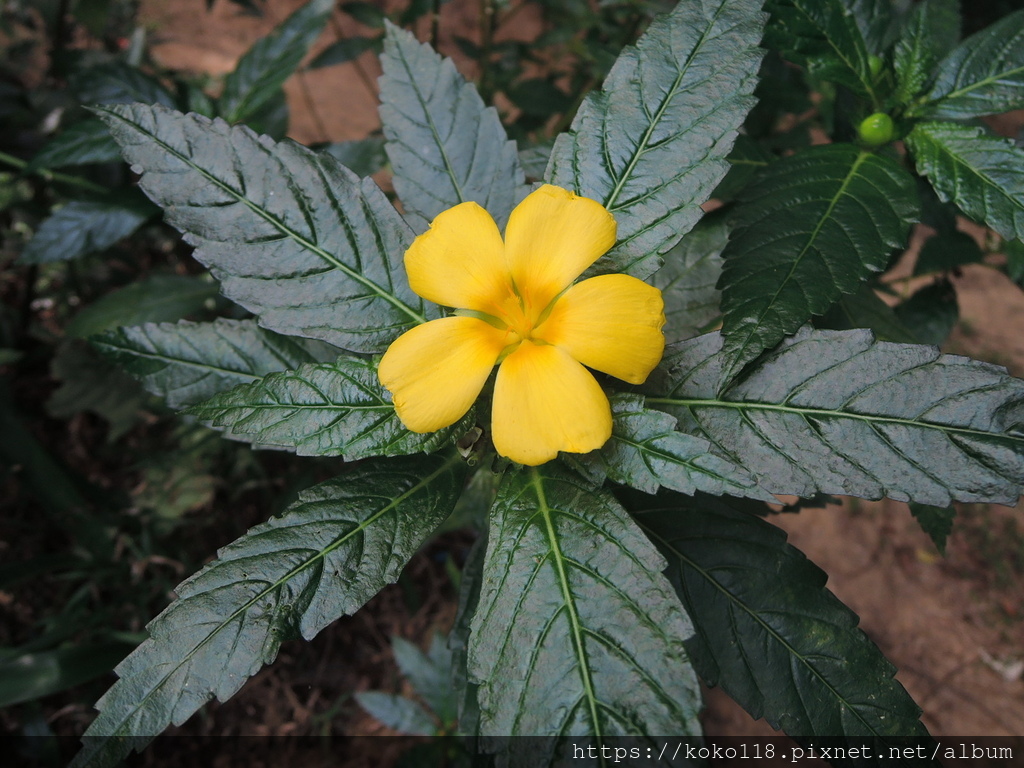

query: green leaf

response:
[219,0,333,123]
[766,0,880,104]
[65,274,219,339]
[19,195,155,265]
[0,643,134,708]
[468,465,700,758]
[711,133,772,203]
[70,62,177,109]
[841,0,902,54]
[320,136,387,177]
[307,36,378,69]
[95,104,429,353]
[505,78,572,118]
[355,691,437,736]
[546,0,765,279]
[894,279,959,347]
[517,141,552,182]
[185,357,469,459]
[627,490,932,745]
[378,22,524,229]
[906,121,1024,242]
[893,0,960,104]
[1004,238,1024,286]
[919,9,1024,119]
[569,394,771,500]
[909,502,956,554]
[71,455,466,768]
[27,119,123,170]
[341,1,387,27]
[90,318,338,409]
[645,327,1024,506]
[815,283,919,344]
[913,230,983,275]
[391,634,456,724]
[718,144,918,380]
[653,214,727,343]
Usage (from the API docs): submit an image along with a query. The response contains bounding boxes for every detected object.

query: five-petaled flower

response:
[378,184,666,466]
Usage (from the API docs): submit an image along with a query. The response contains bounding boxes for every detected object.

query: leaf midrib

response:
[96,453,461,748]
[531,468,603,743]
[98,106,426,325]
[646,396,1024,446]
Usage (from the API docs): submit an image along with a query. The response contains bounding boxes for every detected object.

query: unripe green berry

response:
[868,54,884,80]
[858,112,895,146]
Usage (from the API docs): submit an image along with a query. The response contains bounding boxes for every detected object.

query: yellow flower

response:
[378,184,666,466]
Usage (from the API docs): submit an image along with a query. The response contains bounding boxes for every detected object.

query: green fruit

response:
[858,112,895,146]
[868,54,884,79]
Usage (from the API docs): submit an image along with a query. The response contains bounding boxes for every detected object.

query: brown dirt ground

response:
[23,0,1024,760]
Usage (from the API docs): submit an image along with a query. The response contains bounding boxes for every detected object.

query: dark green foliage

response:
[468,465,700,761]
[19,194,155,264]
[909,503,957,554]
[893,0,960,104]
[653,214,727,343]
[894,280,959,347]
[913,230,983,275]
[27,119,123,170]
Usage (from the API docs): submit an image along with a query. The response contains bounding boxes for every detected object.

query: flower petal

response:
[378,317,508,432]
[491,340,612,465]
[534,274,665,384]
[503,185,616,315]
[404,202,510,314]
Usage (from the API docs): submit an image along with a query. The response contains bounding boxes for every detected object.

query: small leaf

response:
[320,136,387,177]
[28,119,123,170]
[341,1,387,27]
[913,230,983,275]
[718,144,919,380]
[909,502,956,554]
[468,465,700,761]
[0,643,134,708]
[95,104,429,353]
[919,9,1024,119]
[71,455,467,768]
[391,635,455,723]
[893,0,960,104]
[185,357,469,459]
[627,489,933,747]
[653,214,727,343]
[70,62,177,108]
[766,0,880,104]
[546,0,765,279]
[90,318,338,409]
[517,142,552,182]
[19,195,155,265]
[816,283,919,344]
[894,279,959,347]
[907,121,1024,242]
[505,78,572,118]
[570,394,771,500]
[710,133,772,203]
[66,275,219,339]
[378,22,524,229]
[355,691,437,736]
[219,0,334,123]
[307,36,378,69]
[645,327,1024,506]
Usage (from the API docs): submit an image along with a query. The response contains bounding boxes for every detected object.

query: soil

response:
[5,0,1024,764]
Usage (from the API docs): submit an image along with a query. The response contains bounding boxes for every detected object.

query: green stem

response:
[478,0,496,103]
[0,150,110,195]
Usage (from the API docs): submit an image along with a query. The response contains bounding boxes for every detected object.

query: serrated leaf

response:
[894,0,960,104]
[710,133,772,202]
[919,9,1024,119]
[718,144,919,381]
[468,465,700,764]
[95,104,429,353]
[307,36,378,69]
[907,121,1024,242]
[517,142,552,182]
[913,230,983,275]
[320,136,387,177]
[546,0,765,279]
[391,635,455,724]
[627,489,932,747]
[219,0,333,123]
[653,214,727,343]
[645,327,1024,506]
[766,0,880,104]
[841,0,902,54]
[19,195,155,265]
[909,502,956,554]
[185,357,468,459]
[66,275,219,339]
[569,394,771,500]
[378,22,524,229]
[71,454,466,768]
[27,119,123,170]
[355,691,437,736]
[70,62,177,108]
[90,318,338,409]
[894,279,959,347]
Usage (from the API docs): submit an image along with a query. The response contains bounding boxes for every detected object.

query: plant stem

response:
[0,151,110,195]
[477,0,496,103]
[430,0,441,50]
